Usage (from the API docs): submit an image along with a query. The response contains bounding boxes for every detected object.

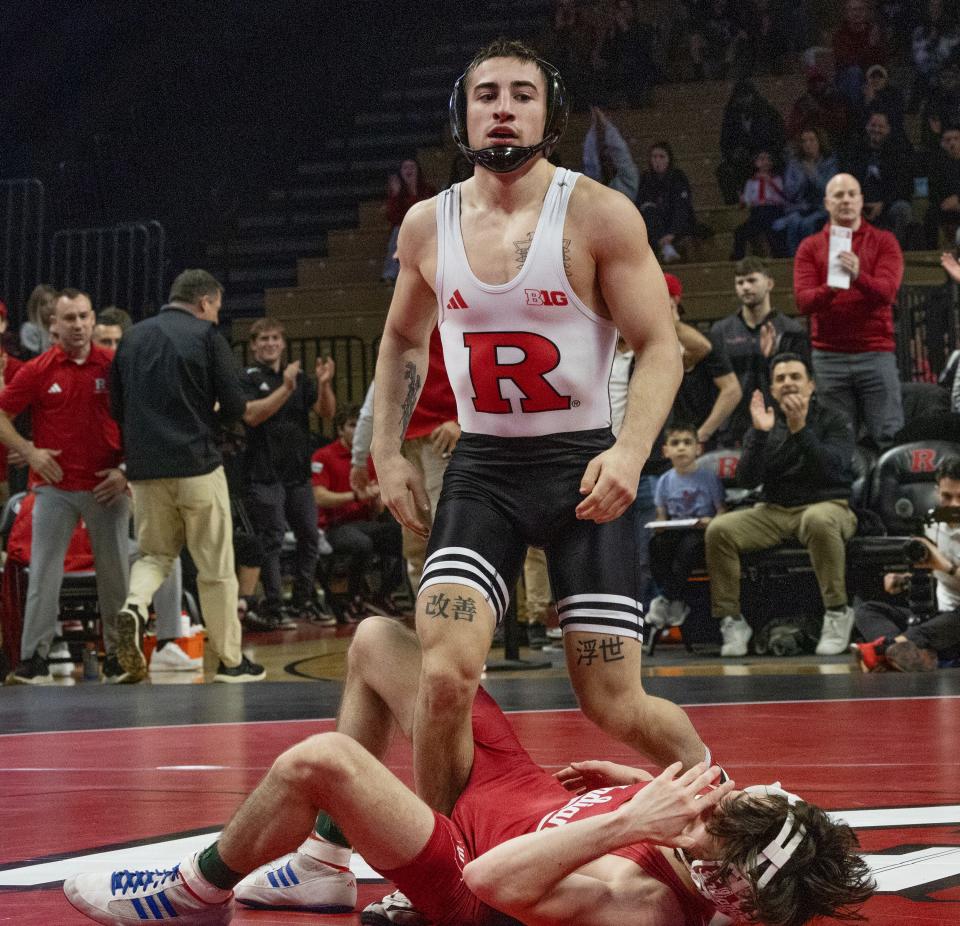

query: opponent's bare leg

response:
[414,582,497,814]
[564,631,707,770]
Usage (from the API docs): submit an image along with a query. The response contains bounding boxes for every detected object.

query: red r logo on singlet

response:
[463,331,572,414]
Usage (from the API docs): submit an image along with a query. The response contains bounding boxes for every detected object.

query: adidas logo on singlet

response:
[446,289,469,310]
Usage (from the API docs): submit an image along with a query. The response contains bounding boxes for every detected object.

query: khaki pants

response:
[520,547,551,624]
[705,500,858,618]
[400,434,450,588]
[127,467,242,667]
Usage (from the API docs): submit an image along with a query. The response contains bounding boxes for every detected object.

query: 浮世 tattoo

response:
[576,636,626,665]
[399,361,422,437]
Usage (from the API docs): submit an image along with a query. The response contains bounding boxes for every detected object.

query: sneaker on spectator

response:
[48,640,75,678]
[546,626,562,640]
[719,615,752,657]
[115,604,148,683]
[150,641,202,672]
[5,651,51,685]
[213,655,266,683]
[102,653,131,684]
[235,846,356,912]
[242,600,277,633]
[361,890,430,926]
[646,596,671,630]
[340,595,368,624]
[815,606,855,656]
[526,621,549,649]
[660,242,681,263]
[296,598,337,627]
[317,529,333,556]
[886,639,938,672]
[850,637,889,672]
[667,599,690,627]
[63,855,234,925]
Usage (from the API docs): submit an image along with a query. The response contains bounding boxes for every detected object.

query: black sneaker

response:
[296,599,337,627]
[213,655,266,683]
[526,622,549,649]
[5,652,51,685]
[243,604,279,633]
[102,653,130,684]
[115,604,148,683]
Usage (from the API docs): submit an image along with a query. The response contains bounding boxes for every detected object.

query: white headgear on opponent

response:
[676,783,807,921]
[448,56,569,174]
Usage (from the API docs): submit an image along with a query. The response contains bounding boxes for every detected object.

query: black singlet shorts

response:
[420,428,644,639]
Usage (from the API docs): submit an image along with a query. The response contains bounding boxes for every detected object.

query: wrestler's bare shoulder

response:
[566,175,647,244]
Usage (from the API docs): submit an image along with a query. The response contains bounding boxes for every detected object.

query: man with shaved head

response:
[793,172,904,449]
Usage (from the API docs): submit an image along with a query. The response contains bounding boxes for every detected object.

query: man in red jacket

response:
[793,172,904,449]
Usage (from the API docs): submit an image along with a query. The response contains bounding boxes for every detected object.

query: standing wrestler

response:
[371,39,710,818]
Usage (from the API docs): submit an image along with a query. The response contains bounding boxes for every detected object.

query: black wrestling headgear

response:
[448,57,569,174]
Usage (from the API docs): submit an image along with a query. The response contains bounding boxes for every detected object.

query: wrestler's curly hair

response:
[707,793,875,926]
[464,37,549,85]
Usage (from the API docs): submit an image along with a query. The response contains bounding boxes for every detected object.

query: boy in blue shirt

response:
[648,422,726,629]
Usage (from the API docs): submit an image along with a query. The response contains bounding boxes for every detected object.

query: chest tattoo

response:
[512,232,574,275]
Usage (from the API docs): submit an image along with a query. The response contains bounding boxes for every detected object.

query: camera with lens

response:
[896,505,960,623]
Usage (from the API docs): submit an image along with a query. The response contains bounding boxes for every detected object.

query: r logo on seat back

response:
[909,448,938,473]
[464,331,571,414]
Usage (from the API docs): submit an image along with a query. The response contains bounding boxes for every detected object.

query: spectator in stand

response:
[773,129,839,255]
[312,405,403,622]
[19,284,57,357]
[582,107,639,201]
[716,79,787,205]
[731,149,788,260]
[92,306,131,350]
[672,333,742,453]
[635,141,696,264]
[0,302,25,505]
[688,0,749,81]
[786,67,851,151]
[925,123,960,245]
[240,319,336,628]
[382,159,436,285]
[739,0,793,76]
[540,0,595,101]
[111,269,268,683]
[591,0,658,107]
[710,257,809,447]
[647,421,726,631]
[705,353,858,658]
[0,289,131,686]
[858,64,906,138]
[794,173,905,449]
[832,0,888,109]
[843,110,915,248]
[911,0,960,113]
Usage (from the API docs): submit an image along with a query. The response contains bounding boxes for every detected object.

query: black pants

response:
[732,205,787,259]
[854,600,960,658]
[245,480,320,605]
[327,517,403,598]
[649,529,705,600]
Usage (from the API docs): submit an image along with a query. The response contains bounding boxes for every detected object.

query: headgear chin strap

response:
[676,783,807,920]
[448,57,569,174]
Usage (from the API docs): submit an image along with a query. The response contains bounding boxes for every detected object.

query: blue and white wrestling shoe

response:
[63,855,234,925]
[234,837,357,912]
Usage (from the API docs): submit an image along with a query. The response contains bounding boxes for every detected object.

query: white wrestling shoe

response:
[64,855,234,925]
[361,890,431,925]
[234,845,356,912]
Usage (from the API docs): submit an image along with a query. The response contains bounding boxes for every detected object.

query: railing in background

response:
[233,335,369,437]
[49,220,166,319]
[895,283,959,383]
[0,180,45,327]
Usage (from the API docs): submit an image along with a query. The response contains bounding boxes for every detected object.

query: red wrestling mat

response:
[2,695,958,924]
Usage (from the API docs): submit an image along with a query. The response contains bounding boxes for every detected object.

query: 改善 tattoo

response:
[424,592,479,623]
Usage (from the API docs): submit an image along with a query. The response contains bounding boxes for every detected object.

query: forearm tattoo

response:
[399,361,422,438]
[424,591,478,622]
[576,636,625,665]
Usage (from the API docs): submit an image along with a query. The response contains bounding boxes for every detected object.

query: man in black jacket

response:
[110,269,289,683]
[704,354,858,658]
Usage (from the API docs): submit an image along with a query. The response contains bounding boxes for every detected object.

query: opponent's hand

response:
[749,389,775,432]
[554,760,653,794]
[430,420,461,457]
[620,762,734,849]
[26,445,63,484]
[575,445,641,523]
[375,453,431,537]
[93,467,128,504]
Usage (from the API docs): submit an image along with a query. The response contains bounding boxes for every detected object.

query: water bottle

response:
[82,643,99,680]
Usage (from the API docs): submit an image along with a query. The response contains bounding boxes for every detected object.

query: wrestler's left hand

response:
[575,445,641,523]
[554,760,653,794]
[375,452,430,537]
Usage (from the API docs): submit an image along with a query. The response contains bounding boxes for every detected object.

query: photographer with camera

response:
[852,457,960,672]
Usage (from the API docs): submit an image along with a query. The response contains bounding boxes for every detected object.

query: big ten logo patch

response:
[463,331,571,414]
[525,289,568,307]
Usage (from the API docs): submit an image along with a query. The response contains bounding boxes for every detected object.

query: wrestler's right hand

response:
[376,452,431,537]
